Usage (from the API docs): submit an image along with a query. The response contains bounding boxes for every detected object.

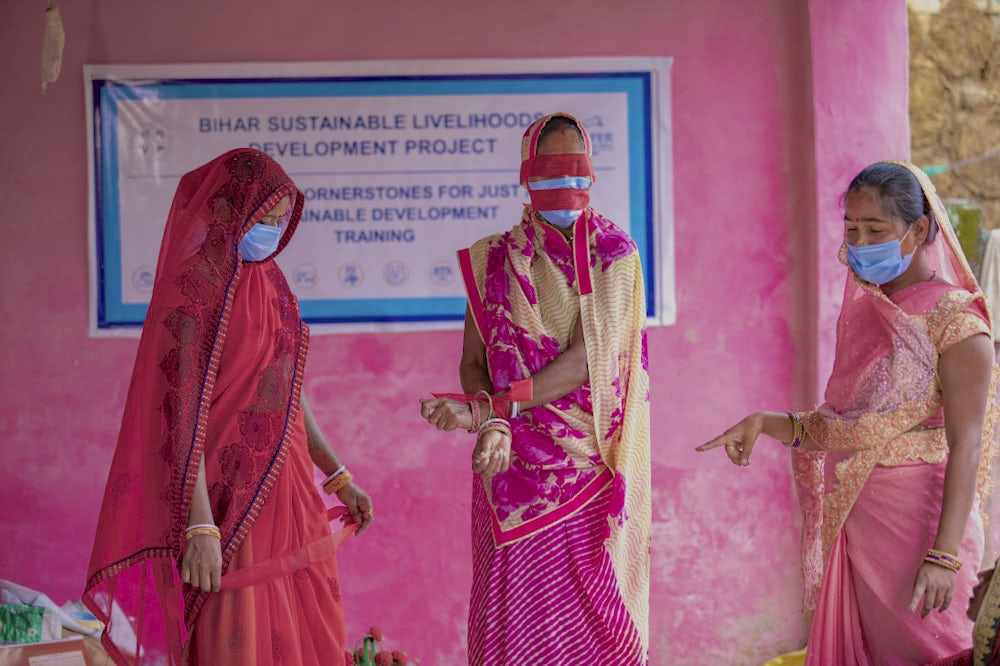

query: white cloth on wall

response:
[980,228,1000,339]
[40,3,64,93]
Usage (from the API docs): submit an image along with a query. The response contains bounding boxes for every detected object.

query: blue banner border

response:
[91,72,655,328]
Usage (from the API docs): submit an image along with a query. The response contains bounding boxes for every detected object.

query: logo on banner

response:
[294,264,319,289]
[132,267,155,293]
[122,124,173,177]
[339,264,364,288]
[430,261,454,286]
[383,261,409,286]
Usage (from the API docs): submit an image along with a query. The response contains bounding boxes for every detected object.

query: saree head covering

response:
[793,161,1000,607]
[460,113,651,657]
[84,148,309,663]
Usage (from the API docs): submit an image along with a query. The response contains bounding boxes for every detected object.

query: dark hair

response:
[537,115,585,146]
[845,162,938,244]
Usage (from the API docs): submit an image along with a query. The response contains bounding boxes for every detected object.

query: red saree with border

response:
[83,149,351,665]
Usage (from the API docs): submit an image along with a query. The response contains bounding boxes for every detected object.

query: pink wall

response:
[808,1,912,395]
[0,1,909,664]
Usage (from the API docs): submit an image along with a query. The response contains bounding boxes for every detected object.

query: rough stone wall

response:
[910,0,1000,227]
[912,2,1000,568]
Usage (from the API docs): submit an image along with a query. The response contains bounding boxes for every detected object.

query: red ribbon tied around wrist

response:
[432,378,533,419]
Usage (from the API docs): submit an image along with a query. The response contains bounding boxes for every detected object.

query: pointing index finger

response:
[695,436,727,452]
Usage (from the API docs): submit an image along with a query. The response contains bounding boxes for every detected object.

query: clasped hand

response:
[335,482,374,536]
[420,397,511,476]
[910,561,956,618]
[419,397,473,432]
[472,427,511,476]
[181,534,222,593]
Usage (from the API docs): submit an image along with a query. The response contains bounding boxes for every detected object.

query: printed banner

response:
[85,58,674,335]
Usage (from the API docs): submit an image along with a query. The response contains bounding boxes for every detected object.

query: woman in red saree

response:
[699,161,999,665]
[421,113,651,665]
[84,148,373,665]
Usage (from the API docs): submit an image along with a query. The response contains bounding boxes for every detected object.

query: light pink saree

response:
[794,162,1000,665]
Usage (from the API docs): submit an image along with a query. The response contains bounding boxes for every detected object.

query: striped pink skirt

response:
[469,479,645,665]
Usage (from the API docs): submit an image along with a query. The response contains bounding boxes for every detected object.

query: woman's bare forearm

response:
[934,436,980,554]
[935,333,992,554]
[301,393,342,476]
[187,458,215,526]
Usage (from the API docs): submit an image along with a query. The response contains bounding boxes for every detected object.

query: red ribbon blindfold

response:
[519,153,596,186]
[528,188,591,211]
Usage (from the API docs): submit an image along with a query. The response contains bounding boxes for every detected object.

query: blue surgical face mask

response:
[527,177,592,228]
[537,209,583,227]
[527,176,593,191]
[239,223,282,262]
[846,226,914,285]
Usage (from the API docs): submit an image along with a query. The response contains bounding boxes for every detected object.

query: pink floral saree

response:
[793,162,1000,665]
[459,113,651,665]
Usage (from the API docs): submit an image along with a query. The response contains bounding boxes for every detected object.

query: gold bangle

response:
[478,423,512,440]
[184,526,221,541]
[324,469,354,494]
[321,465,346,487]
[925,548,962,572]
[476,390,495,420]
[469,400,481,433]
[785,412,804,448]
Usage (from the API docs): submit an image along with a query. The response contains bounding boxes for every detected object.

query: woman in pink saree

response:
[699,161,999,665]
[421,113,651,664]
[83,148,373,665]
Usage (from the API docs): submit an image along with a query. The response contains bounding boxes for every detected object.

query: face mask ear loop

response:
[901,223,913,244]
[899,222,918,259]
